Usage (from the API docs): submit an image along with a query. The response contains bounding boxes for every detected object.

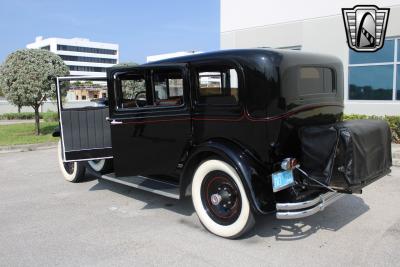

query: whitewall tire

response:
[192,159,255,238]
[57,141,85,183]
[87,159,113,173]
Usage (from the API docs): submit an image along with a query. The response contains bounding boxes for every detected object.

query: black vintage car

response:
[55,49,392,238]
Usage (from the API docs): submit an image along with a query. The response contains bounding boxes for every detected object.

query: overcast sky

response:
[0,0,220,64]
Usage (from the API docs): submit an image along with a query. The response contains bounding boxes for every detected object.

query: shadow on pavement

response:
[243,194,369,241]
[87,171,195,217]
[86,168,370,240]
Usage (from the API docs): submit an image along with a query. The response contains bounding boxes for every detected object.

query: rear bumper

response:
[275,191,344,219]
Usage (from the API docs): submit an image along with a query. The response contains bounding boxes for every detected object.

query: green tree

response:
[0,49,69,135]
[114,62,144,99]
[73,81,82,87]
[115,62,138,68]
[121,79,146,99]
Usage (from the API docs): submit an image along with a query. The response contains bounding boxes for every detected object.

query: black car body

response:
[55,49,392,238]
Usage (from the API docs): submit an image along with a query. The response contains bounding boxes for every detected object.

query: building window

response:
[57,44,117,55]
[69,65,107,73]
[350,40,394,64]
[397,65,400,100]
[59,55,117,64]
[348,39,398,100]
[349,65,393,100]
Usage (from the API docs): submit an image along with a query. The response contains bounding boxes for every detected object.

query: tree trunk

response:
[34,106,40,135]
[18,105,21,113]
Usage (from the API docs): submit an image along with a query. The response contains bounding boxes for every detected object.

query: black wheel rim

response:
[200,171,242,225]
[63,162,75,175]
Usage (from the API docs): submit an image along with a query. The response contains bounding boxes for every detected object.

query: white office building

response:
[221,0,400,115]
[27,36,119,76]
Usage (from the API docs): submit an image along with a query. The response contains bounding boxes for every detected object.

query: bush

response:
[343,114,400,144]
[42,112,59,122]
[0,112,37,120]
[0,111,58,122]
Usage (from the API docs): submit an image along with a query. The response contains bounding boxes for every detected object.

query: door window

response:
[153,70,184,107]
[115,68,185,110]
[197,68,239,105]
[58,78,108,109]
[119,74,149,109]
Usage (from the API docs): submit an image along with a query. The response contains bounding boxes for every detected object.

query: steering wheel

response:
[134,91,146,107]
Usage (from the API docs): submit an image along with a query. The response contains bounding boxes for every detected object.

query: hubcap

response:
[201,171,241,225]
[211,193,222,205]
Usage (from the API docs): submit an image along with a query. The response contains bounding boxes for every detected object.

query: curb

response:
[0,119,36,125]
[0,142,57,154]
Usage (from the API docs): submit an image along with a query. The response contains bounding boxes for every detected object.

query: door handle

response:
[110,120,123,125]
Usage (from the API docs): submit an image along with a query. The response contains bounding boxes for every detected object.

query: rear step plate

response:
[100,173,180,199]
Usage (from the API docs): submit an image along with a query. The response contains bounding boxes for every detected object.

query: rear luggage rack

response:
[276,192,344,219]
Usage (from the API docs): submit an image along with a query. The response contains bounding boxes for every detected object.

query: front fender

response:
[181,138,274,214]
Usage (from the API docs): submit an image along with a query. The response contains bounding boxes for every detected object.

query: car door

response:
[190,61,247,144]
[108,64,192,182]
[56,76,113,162]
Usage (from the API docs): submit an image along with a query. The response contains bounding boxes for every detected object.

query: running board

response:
[100,173,180,199]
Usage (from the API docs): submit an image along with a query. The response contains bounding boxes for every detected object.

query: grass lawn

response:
[0,122,59,146]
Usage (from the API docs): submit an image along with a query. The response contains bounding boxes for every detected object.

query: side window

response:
[119,74,148,109]
[197,67,239,105]
[153,70,184,106]
[117,69,184,110]
[59,79,108,109]
[298,67,335,95]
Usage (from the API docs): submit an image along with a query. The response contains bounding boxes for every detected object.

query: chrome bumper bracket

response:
[276,192,344,219]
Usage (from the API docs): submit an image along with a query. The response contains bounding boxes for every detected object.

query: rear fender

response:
[180,138,274,214]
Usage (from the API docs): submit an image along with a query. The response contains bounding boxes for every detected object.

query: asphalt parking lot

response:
[1,148,399,266]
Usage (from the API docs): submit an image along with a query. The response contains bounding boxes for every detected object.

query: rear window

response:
[298,67,335,95]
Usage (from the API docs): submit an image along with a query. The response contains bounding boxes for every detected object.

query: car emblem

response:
[342,5,390,52]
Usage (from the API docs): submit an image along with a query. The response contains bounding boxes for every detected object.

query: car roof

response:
[108,49,342,74]
[142,48,341,66]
